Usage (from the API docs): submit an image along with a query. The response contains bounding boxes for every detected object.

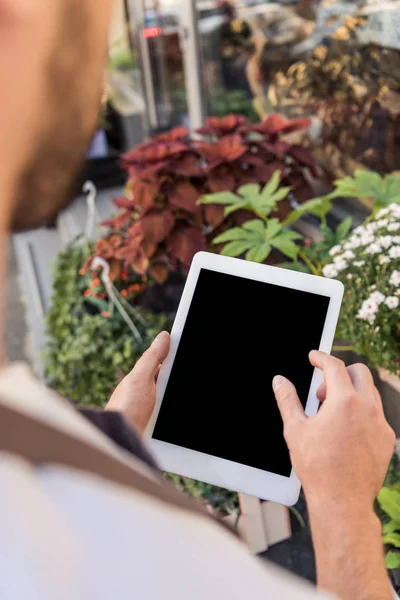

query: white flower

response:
[360,233,375,246]
[354,225,366,235]
[370,285,377,290]
[366,222,379,233]
[378,236,393,249]
[385,296,399,309]
[389,246,400,259]
[334,258,348,272]
[379,255,390,265]
[370,291,385,305]
[377,218,389,228]
[393,236,400,244]
[344,238,361,250]
[357,298,379,323]
[329,245,342,256]
[347,273,353,280]
[322,264,338,278]
[388,222,400,232]
[354,260,365,267]
[366,243,382,254]
[342,250,355,260]
[374,326,380,333]
[390,270,400,286]
[390,204,400,217]
[376,207,391,218]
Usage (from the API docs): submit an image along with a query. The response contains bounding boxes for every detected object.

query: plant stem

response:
[253,210,269,223]
[289,506,305,529]
[332,345,355,352]
[298,250,319,276]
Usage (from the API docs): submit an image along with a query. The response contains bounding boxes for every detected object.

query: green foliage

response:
[282,196,333,228]
[377,457,400,570]
[201,171,292,219]
[209,89,258,122]
[166,473,240,518]
[319,170,400,215]
[107,49,136,71]
[284,218,353,275]
[44,239,169,407]
[214,218,302,262]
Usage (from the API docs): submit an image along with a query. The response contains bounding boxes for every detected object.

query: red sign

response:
[143,27,162,39]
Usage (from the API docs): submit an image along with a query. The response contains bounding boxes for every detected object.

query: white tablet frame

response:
[147,252,344,506]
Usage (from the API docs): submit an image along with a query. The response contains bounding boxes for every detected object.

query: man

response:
[0,2,395,599]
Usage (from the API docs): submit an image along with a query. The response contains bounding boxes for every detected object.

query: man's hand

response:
[105,331,170,435]
[273,352,395,600]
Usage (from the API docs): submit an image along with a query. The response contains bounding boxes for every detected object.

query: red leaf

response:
[204,204,225,228]
[168,228,205,266]
[259,141,290,159]
[288,145,317,172]
[255,160,285,182]
[198,135,246,167]
[122,141,187,169]
[170,152,203,176]
[169,182,200,213]
[149,261,169,284]
[131,247,149,276]
[100,211,131,230]
[108,258,122,281]
[155,126,189,142]
[208,169,236,192]
[197,115,248,136]
[141,240,157,258]
[243,114,311,136]
[131,179,159,213]
[112,196,136,210]
[140,211,175,244]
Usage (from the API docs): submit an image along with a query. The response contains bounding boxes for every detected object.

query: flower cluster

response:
[322,204,400,374]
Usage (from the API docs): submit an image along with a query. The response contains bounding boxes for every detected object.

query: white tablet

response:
[147,252,343,506]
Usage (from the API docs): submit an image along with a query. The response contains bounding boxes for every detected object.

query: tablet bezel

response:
[147,252,344,506]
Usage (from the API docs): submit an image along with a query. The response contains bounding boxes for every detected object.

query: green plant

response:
[208,89,258,122]
[201,171,330,265]
[44,239,169,406]
[316,170,400,216]
[166,474,240,520]
[322,203,400,375]
[377,484,400,570]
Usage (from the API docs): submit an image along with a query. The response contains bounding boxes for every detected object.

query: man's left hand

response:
[105,332,170,435]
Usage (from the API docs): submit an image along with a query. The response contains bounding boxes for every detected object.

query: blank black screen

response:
[153,269,330,477]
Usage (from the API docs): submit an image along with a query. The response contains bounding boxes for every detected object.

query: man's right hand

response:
[273,352,395,600]
[272,351,395,511]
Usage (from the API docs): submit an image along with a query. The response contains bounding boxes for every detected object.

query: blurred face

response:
[0,0,114,230]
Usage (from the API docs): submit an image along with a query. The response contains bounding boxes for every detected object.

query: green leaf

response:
[213,227,249,244]
[261,170,281,199]
[283,197,332,228]
[238,183,260,198]
[245,243,271,263]
[336,217,352,241]
[224,201,247,216]
[265,218,282,240]
[385,552,400,570]
[242,219,266,234]
[383,533,400,548]
[270,232,301,260]
[221,240,253,257]
[377,487,400,522]
[200,191,239,205]
[269,186,292,204]
[383,520,399,536]
[384,175,400,203]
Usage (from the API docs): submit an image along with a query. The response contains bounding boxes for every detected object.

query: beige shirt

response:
[0,363,334,600]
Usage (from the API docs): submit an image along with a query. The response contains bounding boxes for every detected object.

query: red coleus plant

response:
[91,114,318,284]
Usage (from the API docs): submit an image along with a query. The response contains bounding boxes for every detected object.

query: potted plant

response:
[90,114,320,288]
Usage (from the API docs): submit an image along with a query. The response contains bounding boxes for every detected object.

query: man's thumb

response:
[134,331,170,379]
[272,376,305,425]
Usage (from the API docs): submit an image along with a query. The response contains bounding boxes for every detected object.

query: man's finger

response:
[272,376,306,425]
[309,351,353,396]
[316,382,327,402]
[132,331,170,380]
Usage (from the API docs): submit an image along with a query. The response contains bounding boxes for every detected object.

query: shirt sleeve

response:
[78,408,159,471]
